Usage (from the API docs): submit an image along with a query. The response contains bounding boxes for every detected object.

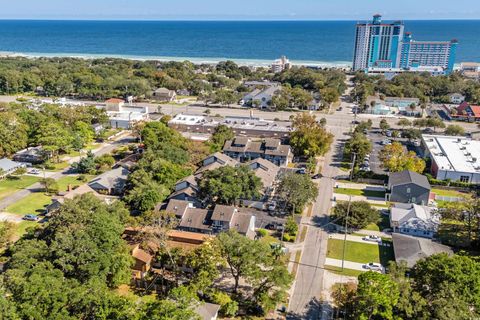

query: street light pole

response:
[341,196,352,271]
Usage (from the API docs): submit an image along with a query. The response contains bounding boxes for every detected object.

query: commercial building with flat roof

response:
[422,135,480,184]
[168,114,292,139]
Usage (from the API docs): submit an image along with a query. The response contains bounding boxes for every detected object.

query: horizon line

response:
[1,18,480,22]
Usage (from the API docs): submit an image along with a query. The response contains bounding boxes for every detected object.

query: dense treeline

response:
[333,254,480,320]
[0,102,108,159]
[125,121,209,213]
[0,195,200,319]
[353,71,480,105]
[0,57,346,109]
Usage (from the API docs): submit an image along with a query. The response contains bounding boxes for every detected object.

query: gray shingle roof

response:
[0,158,22,173]
[388,170,431,190]
[392,233,452,268]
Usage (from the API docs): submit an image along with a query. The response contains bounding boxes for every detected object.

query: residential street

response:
[287,113,348,319]
[0,133,134,212]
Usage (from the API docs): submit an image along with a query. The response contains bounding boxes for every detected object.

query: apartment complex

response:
[353,15,457,74]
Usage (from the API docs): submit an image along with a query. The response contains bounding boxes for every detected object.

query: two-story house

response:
[164,199,256,239]
[223,137,292,166]
[387,170,431,205]
[390,203,440,238]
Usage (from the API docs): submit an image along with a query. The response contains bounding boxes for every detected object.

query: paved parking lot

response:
[365,130,387,174]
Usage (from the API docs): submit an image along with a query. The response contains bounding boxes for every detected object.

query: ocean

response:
[0,20,479,66]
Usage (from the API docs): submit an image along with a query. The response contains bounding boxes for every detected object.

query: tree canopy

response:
[277,172,318,214]
[331,200,379,230]
[198,165,262,205]
[379,142,426,173]
[290,113,334,157]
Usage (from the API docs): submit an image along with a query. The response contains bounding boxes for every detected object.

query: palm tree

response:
[409,103,417,116]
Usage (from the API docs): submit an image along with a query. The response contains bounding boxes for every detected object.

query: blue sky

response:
[1,0,479,20]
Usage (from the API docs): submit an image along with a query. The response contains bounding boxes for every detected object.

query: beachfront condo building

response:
[353,14,458,74]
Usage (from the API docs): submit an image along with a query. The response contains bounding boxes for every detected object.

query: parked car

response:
[311,173,323,179]
[381,139,392,145]
[360,166,371,172]
[29,168,41,175]
[267,201,277,211]
[363,235,382,243]
[296,168,307,175]
[423,128,434,133]
[23,214,39,221]
[386,130,393,137]
[337,106,343,111]
[363,262,382,271]
[265,222,284,231]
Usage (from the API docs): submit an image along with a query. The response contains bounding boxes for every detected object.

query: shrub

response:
[257,229,268,238]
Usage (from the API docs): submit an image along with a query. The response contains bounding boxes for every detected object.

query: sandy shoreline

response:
[0,51,352,68]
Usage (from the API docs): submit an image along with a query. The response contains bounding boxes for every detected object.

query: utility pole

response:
[341,196,352,272]
[349,153,357,182]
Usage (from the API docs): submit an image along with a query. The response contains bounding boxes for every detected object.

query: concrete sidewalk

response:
[333,193,386,205]
[336,182,385,191]
[324,258,368,272]
[328,233,381,245]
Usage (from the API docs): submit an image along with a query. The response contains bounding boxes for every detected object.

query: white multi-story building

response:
[422,135,480,184]
[353,15,457,74]
[271,56,292,73]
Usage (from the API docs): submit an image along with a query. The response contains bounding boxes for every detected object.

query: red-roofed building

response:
[105,98,125,111]
[452,102,480,122]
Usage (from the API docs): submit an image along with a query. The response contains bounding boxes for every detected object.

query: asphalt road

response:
[287,113,348,319]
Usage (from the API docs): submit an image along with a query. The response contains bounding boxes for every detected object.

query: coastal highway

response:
[2,94,478,133]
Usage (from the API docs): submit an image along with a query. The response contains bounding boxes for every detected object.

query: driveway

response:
[333,193,386,205]
[0,212,23,223]
[328,233,381,245]
[324,258,370,272]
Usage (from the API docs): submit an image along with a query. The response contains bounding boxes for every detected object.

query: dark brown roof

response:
[168,187,197,199]
[132,246,153,265]
[233,136,250,146]
[211,205,237,222]
[231,212,255,238]
[264,138,280,149]
[179,208,211,231]
[247,158,280,189]
[165,199,190,217]
[264,144,291,156]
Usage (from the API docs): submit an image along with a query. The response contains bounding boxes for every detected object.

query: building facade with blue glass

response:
[353,15,458,74]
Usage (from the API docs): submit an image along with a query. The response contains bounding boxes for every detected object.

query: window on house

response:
[411,197,416,203]
[460,176,470,183]
[406,187,411,193]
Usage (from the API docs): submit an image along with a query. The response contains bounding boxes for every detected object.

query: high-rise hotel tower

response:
[353,14,457,74]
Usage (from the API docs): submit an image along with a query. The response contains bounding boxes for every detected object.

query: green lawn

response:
[432,188,468,198]
[324,265,364,277]
[6,192,52,216]
[56,175,94,192]
[334,187,386,198]
[0,176,41,201]
[327,238,394,265]
[14,221,39,237]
